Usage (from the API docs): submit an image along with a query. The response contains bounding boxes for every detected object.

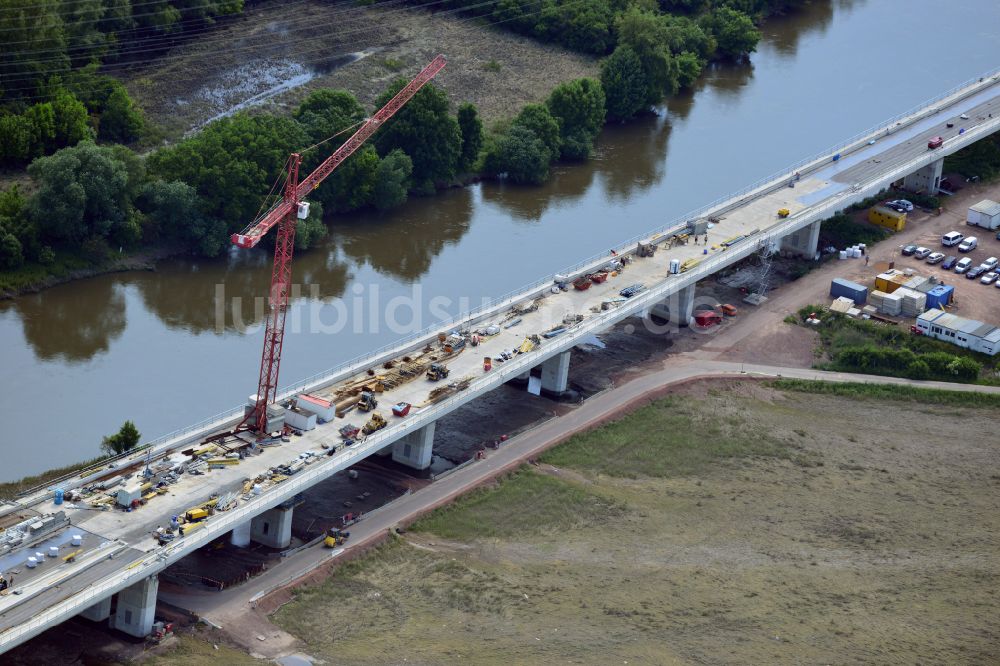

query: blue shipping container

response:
[830,278,867,304]
[925,284,954,310]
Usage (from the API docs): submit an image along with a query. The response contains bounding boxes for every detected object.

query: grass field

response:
[410,467,623,540]
[540,394,795,478]
[260,381,1000,664]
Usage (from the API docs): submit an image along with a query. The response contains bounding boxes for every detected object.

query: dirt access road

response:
[125,0,597,138]
[152,358,1000,661]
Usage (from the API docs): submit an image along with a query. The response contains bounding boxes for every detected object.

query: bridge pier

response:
[110,575,158,638]
[649,284,695,327]
[78,596,111,622]
[229,520,252,547]
[250,505,294,549]
[781,220,821,258]
[392,422,436,470]
[903,157,943,193]
[540,351,572,395]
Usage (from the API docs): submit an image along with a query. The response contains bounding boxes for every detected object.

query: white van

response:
[958,236,978,252]
[941,231,964,247]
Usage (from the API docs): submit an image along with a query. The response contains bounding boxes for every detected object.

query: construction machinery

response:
[215,55,447,439]
[362,412,387,435]
[426,363,450,381]
[357,390,378,412]
[777,208,790,218]
[324,527,350,548]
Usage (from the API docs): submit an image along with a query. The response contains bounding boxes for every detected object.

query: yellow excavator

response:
[324,527,350,548]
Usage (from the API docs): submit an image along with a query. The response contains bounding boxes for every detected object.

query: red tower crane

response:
[232,55,446,435]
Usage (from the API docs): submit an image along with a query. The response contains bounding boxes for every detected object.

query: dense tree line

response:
[0,0,810,279]
[0,0,238,164]
[402,0,776,61]
[0,79,484,269]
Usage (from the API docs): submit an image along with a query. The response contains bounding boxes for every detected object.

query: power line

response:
[0,0,465,79]
[1,0,563,97]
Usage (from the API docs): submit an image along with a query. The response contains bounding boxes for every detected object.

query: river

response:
[2,0,999,481]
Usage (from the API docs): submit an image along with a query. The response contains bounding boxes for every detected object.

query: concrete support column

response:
[78,596,112,622]
[781,220,821,258]
[392,422,435,470]
[903,157,943,192]
[649,284,695,327]
[250,505,293,549]
[110,575,158,638]
[540,351,571,394]
[229,520,252,548]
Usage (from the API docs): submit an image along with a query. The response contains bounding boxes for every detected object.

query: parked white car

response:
[942,231,964,247]
[955,257,973,273]
[981,256,999,271]
[958,236,978,252]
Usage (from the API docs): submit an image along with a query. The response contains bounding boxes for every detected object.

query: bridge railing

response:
[3,125,990,648]
[273,65,1000,396]
[30,65,1000,500]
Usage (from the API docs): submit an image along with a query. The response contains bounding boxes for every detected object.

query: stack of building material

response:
[829,297,854,314]
[903,275,932,293]
[869,289,902,315]
[894,287,927,317]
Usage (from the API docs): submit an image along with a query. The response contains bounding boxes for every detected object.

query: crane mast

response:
[233,55,447,435]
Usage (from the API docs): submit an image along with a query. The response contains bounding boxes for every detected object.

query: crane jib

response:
[225,54,446,437]
[230,54,447,251]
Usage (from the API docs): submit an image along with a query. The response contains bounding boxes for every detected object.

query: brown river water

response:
[2,0,999,480]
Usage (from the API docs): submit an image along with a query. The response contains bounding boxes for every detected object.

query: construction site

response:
[2,3,1000,657]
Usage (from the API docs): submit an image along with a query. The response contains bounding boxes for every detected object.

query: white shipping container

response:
[967,199,1000,230]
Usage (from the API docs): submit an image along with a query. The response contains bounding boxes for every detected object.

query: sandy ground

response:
[124,0,597,138]
[266,383,1000,665]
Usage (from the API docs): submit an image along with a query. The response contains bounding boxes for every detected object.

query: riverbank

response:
[0,246,173,300]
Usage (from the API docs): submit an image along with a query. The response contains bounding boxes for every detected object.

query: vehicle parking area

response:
[889,180,1000,324]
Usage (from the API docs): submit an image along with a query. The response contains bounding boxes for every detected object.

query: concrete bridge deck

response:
[2,68,1000,653]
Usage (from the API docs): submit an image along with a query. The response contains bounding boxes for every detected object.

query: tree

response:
[101,420,141,456]
[27,141,142,246]
[0,233,23,270]
[513,104,561,160]
[140,179,227,256]
[534,0,615,54]
[675,51,704,89]
[702,7,760,59]
[314,145,379,213]
[50,89,93,148]
[374,81,461,191]
[373,149,413,210]
[601,45,649,121]
[486,125,552,185]
[0,0,68,102]
[616,8,679,106]
[22,103,56,158]
[456,103,483,173]
[546,78,605,160]
[293,89,365,145]
[99,84,146,143]
[0,115,34,163]
[148,114,307,232]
